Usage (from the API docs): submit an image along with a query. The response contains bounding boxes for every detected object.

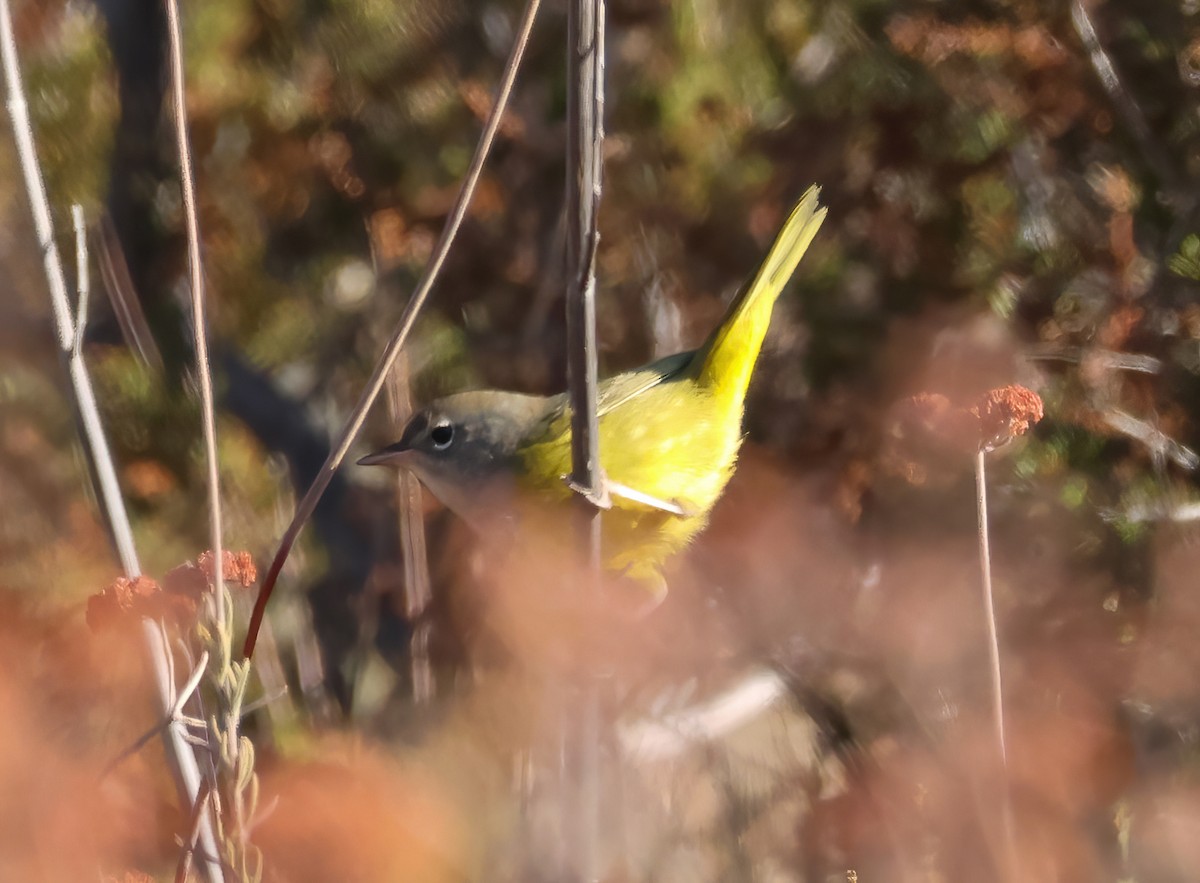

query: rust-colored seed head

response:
[100,576,160,613]
[86,575,196,631]
[972,384,1045,452]
[86,550,258,632]
[194,550,259,589]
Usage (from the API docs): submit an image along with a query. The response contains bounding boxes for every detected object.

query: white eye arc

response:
[430,421,455,450]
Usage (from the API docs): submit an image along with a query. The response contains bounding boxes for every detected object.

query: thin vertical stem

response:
[565,0,605,512]
[975,450,1018,880]
[974,451,1006,766]
[161,9,238,873]
[565,0,606,879]
[164,0,226,619]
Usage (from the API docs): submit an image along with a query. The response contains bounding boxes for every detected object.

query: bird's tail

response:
[694,186,826,400]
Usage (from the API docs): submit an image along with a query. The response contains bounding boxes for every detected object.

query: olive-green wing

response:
[532,349,695,452]
[595,350,694,417]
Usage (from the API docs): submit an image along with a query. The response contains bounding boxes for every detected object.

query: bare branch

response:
[0,8,139,573]
[564,0,606,878]
[565,0,605,515]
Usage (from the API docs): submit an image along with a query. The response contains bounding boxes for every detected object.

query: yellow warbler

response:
[360,187,826,591]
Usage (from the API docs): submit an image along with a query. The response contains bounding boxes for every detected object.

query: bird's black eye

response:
[430,422,454,450]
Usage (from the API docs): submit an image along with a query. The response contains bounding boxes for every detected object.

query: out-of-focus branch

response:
[618,669,787,761]
[244,0,544,659]
[94,212,164,370]
[1070,0,1192,213]
[1101,408,1199,472]
[0,5,223,881]
[1024,343,1162,375]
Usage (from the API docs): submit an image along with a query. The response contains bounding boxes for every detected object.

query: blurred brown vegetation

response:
[6,0,1200,880]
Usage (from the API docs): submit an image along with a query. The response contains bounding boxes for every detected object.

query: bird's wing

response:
[532,350,694,454]
[594,350,694,417]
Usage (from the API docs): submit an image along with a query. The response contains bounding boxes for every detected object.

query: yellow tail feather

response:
[694,186,826,399]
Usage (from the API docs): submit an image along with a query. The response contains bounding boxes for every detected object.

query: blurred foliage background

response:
[6,0,1200,880]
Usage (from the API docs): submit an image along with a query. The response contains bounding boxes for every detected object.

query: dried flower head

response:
[87,550,258,632]
[196,549,259,588]
[166,550,259,600]
[86,576,196,631]
[971,384,1045,452]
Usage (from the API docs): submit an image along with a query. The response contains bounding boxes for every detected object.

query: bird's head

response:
[358,390,553,525]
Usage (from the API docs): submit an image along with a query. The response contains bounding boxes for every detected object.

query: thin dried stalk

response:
[163,0,226,623]
[974,451,1018,880]
[161,3,264,879]
[565,0,605,512]
[564,0,606,876]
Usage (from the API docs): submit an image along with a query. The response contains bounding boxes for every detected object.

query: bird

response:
[359,187,826,594]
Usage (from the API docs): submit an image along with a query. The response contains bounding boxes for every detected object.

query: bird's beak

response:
[356,442,411,467]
